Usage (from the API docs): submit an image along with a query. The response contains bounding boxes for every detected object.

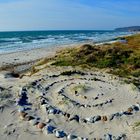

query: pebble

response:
[19,112,28,120]
[30,119,39,126]
[48,108,55,114]
[136,103,140,108]
[127,107,133,113]
[18,107,25,112]
[54,130,66,138]
[119,111,124,116]
[104,133,112,140]
[132,105,139,111]
[93,115,101,122]
[85,117,93,123]
[44,125,56,134]
[37,122,46,129]
[101,116,108,122]
[41,104,47,112]
[64,113,71,119]
[25,115,34,121]
[67,134,77,140]
[109,114,115,121]
[84,104,88,108]
[94,97,98,100]
[80,119,87,123]
[82,138,88,140]
[70,115,80,122]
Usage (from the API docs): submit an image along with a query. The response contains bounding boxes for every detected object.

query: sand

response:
[0,46,140,140]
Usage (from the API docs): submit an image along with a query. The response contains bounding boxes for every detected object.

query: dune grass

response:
[50,34,140,78]
[133,121,140,131]
[72,84,89,93]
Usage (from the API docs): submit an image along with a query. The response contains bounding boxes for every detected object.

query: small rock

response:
[37,122,46,129]
[82,138,88,140]
[136,103,140,108]
[19,112,28,120]
[101,116,107,122]
[94,97,98,100]
[67,134,77,139]
[4,72,20,78]
[127,107,133,113]
[120,133,126,139]
[54,130,66,138]
[83,96,87,99]
[104,133,112,140]
[44,125,56,134]
[41,104,47,112]
[0,86,5,92]
[30,119,39,126]
[25,115,34,121]
[85,117,93,123]
[84,104,88,108]
[48,108,55,114]
[80,119,87,123]
[64,113,71,119]
[75,91,78,96]
[18,107,25,112]
[93,115,101,122]
[70,115,79,122]
[132,105,139,111]
[109,114,115,121]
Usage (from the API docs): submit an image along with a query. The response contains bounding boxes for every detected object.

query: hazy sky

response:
[0,0,140,31]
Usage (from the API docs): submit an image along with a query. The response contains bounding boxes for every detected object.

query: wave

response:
[0,31,133,54]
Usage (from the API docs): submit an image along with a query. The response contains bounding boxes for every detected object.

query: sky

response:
[0,0,140,31]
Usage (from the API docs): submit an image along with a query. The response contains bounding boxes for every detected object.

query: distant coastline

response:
[115,26,140,32]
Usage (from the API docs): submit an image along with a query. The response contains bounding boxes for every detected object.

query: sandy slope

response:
[0,65,140,140]
[0,47,56,72]
[0,43,82,71]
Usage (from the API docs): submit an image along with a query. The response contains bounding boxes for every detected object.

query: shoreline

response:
[0,47,55,72]
[0,32,135,70]
[0,42,92,73]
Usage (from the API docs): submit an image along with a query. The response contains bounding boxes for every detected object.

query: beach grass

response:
[50,34,140,78]
[133,121,140,131]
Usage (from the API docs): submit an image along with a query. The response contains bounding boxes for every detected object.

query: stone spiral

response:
[16,70,140,140]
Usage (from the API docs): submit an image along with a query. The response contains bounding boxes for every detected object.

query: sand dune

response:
[0,66,140,140]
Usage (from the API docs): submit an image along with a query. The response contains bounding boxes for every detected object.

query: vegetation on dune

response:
[51,34,140,78]
[72,84,90,93]
[133,121,140,131]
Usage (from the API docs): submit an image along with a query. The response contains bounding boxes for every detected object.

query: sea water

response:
[0,30,132,54]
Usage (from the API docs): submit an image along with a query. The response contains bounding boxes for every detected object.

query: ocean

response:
[0,30,132,54]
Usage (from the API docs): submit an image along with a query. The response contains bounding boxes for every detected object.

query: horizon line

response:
[0,29,117,32]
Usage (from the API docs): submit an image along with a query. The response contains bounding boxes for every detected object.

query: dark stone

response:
[0,86,4,91]
[95,97,99,100]
[124,111,132,115]
[46,125,56,134]
[94,116,101,122]
[132,105,139,111]
[70,115,80,122]
[83,119,87,123]
[5,72,20,78]
[56,131,66,138]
